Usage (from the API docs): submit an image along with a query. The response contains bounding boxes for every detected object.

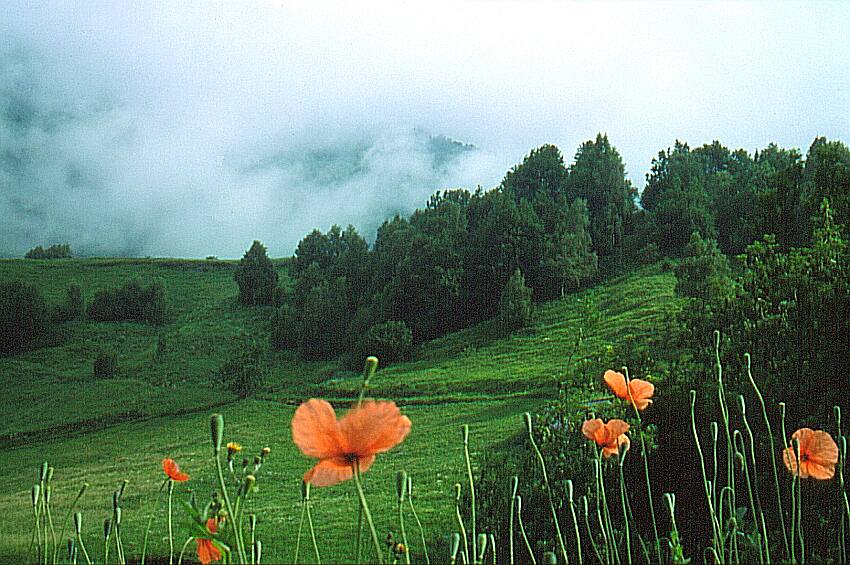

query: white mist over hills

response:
[2,1,848,257]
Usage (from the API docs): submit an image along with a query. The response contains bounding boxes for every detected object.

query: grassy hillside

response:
[0,258,682,562]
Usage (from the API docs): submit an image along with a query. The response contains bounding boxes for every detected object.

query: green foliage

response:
[674,232,733,302]
[24,244,72,259]
[269,303,299,350]
[52,281,84,322]
[501,144,568,202]
[218,345,266,397]
[359,320,413,365]
[497,269,533,335]
[298,275,349,359]
[92,351,118,379]
[0,280,53,355]
[566,134,637,263]
[86,278,167,325]
[235,241,279,306]
[801,137,850,234]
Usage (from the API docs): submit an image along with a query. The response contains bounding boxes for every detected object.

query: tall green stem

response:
[168,480,175,565]
[353,461,383,564]
[514,495,537,565]
[140,478,168,565]
[524,413,569,564]
[566,480,583,565]
[215,451,247,563]
[454,484,469,564]
[462,426,477,563]
[690,390,724,561]
[407,475,430,565]
[746,354,788,560]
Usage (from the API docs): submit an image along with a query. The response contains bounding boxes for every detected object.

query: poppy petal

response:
[339,401,411,455]
[604,370,628,399]
[205,518,218,534]
[807,430,839,466]
[305,457,355,487]
[196,539,220,564]
[292,399,345,459]
[628,379,654,410]
[581,418,605,442]
[602,435,630,458]
[606,419,630,439]
[162,458,190,482]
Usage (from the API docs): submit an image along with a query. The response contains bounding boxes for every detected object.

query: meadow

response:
[1,258,681,563]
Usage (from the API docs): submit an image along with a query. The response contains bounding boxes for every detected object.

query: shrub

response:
[270,304,299,350]
[93,351,118,379]
[360,321,413,365]
[53,281,84,322]
[496,269,533,335]
[87,278,167,325]
[0,280,53,355]
[24,243,72,259]
[235,241,279,306]
[218,346,266,397]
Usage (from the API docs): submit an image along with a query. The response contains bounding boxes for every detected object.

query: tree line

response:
[233,134,850,367]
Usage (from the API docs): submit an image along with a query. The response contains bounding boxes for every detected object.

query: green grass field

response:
[0,258,681,562]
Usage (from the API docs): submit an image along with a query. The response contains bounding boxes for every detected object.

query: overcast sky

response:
[2,1,849,258]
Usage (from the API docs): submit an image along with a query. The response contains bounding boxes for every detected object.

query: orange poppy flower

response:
[292,399,412,487]
[604,370,654,411]
[195,518,221,564]
[162,458,189,482]
[582,418,631,458]
[782,428,839,480]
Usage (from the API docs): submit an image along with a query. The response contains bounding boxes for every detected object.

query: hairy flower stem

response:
[593,460,611,564]
[454,484,470,564]
[780,402,796,563]
[524,413,569,564]
[293,503,305,563]
[711,333,737,563]
[623,367,661,564]
[177,536,194,565]
[407,476,430,565]
[215,451,248,563]
[617,452,632,564]
[566,480,583,565]
[793,439,804,564]
[737,395,770,563]
[353,461,383,564]
[140,478,168,565]
[581,496,604,565]
[597,457,620,565]
[306,498,321,564]
[514,496,537,565]
[168,480,176,565]
[462,425,477,564]
[690,391,724,561]
[734,433,764,564]
[746,354,789,560]
[835,407,848,564]
[509,477,518,565]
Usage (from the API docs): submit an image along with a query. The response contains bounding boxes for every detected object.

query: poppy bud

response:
[363,356,379,385]
[243,474,256,495]
[523,412,533,435]
[31,484,40,508]
[112,491,121,512]
[115,507,122,526]
[67,538,75,560]
[454,483,462,501]
[515,494,523,514]
[45,485,52,505]
[74,512,83,535]
[566,479,574,503]
[78,482,89,499]
[396,470,408,502]
[103,518,112,540]
[477,534,487,561]
[46,466,54,483]
[462,424,469,445]
[210,414,224,455]
[40,461,49,483]
[543,551,557,564]
[710,421,718,443]
[450,532,461,562]
[254,539,262,563]
[510,476,518,499]
[300,480,310,502]
[118,479,128,499]
[406,475,413,499]
[582,495,589,516]
[249,513,257,530]
[488,533,496,557]
[737,395,746,416]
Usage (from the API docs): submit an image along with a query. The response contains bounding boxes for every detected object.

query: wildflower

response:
[226,442,241,458]
[195,518,222,564]
[261,447,271,457]
[782,428,839,480]
[162,458,189,482]
[292,399,412,487]
[582,418,630,458]
[604,370,654,411]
